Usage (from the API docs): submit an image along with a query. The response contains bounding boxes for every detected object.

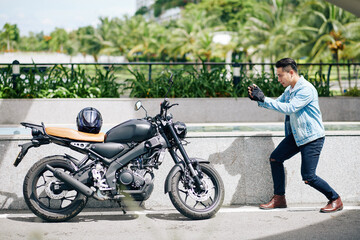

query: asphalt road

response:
[1,206,360,240]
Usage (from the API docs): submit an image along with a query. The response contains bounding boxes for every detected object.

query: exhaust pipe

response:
[45,164,103,200]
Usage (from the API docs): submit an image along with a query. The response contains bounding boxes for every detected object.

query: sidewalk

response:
[1,205,359,240]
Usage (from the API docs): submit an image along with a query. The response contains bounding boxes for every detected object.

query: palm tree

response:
[195,30,215,62]
[342,20,360,61]
[1,23,20,51]
[76,18,113,62]
[81,33,103,62]
[127,19,165,61]
[19,31,49,51]
[241,0,299,62]
[299,0,358,93]
[76,26,95,58]
[170,10,221,61]
[49,28,69,52]
[95,17,116,56]
[101,17,126,57]
[301,1,354,60]
[113,16,149,61]
[65,30,80,59]
[184,0,257,31]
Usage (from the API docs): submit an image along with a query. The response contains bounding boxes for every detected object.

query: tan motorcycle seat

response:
[45,127,105,142]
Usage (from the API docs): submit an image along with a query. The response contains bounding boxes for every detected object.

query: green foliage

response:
[302,71,332,97]
[2,0,360,63]
[0,64,341,99]
[135,6,149,16]
[18,32,49,51]
[153,0,189,17]
[0,65,121,98]
[0,23,20,51]
[344,86,360,97]
[125,66,286,98]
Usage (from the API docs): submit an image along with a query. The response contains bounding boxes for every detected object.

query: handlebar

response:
[160,98,178,117]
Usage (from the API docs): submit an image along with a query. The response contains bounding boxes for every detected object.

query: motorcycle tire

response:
[169,163,224,220]
[23,155,88,222]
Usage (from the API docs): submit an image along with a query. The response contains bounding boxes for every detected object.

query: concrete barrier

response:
[0,97,359,210]
[0,97,359,125]
[0,131,359,210]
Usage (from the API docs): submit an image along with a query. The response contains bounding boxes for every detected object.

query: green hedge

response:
[124,66,332,98]
[0,65,121,98]
[0,64,341,98]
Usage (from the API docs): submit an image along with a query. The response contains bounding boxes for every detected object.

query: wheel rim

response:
[31,166,81,211]
[176,167,220,212]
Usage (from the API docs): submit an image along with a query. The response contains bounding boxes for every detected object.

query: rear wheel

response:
[169,163,224,220]
[23,155,87,222]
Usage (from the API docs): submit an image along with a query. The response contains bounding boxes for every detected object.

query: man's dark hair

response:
[275,58,298,73]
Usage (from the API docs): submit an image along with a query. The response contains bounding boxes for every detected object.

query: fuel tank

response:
[105,119,156,143]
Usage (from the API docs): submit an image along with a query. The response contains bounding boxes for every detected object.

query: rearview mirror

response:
[135,101,142,111]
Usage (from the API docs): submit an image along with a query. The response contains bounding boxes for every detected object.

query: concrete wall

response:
[1,132,359,210]
[0,97,359,210]
[0,97,359,125]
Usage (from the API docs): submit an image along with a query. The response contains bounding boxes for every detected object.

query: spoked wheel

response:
[23,156,87,222]
[169,163,224,220]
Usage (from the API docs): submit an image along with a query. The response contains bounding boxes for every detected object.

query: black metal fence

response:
[1,61,360,91]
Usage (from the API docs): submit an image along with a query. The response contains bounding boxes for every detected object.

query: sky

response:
[0,0,136,36]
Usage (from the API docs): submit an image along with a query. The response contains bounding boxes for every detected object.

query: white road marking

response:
[1,206,359,219]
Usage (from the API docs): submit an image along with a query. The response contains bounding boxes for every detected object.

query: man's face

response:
[276,67,292,88]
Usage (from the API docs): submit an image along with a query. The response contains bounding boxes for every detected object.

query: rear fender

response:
[14,122,50,167]
[14,142,36,167]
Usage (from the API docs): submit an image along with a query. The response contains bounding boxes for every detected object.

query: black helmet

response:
[76,107,103,134]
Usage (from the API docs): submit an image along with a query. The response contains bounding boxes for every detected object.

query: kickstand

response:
[117,201,127,215]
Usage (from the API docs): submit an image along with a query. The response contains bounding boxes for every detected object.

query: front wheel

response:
[169,163,224,220]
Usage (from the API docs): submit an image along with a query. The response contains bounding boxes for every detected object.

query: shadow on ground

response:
[258,209,360,240]
[7,213,139,223]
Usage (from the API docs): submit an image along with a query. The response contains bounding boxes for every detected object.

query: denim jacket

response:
[258,76,325,146]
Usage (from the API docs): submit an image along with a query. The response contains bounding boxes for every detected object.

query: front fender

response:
[164,163,184,194]
[164,158,210,194]
[190,158,210,165]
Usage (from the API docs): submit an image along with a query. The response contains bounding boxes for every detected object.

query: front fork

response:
[167,125,205,191]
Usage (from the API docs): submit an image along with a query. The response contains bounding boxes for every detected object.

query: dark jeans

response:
[270,134,339,201]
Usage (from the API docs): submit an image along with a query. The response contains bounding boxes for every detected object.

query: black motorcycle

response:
[14,76,225,222]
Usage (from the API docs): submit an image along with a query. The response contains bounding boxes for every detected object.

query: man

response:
[248,58,343,213]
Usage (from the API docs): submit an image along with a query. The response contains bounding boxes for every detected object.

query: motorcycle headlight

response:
[174,121,187,139]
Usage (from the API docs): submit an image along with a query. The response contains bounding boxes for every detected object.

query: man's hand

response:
[248,84,265,102]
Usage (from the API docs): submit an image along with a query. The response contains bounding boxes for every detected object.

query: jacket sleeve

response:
[258,87,313,115]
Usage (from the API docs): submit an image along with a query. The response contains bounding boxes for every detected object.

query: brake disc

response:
[187,177,212,202]
[44,177,67,199]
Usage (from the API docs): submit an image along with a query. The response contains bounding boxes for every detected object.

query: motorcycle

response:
[14,75,225,222]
